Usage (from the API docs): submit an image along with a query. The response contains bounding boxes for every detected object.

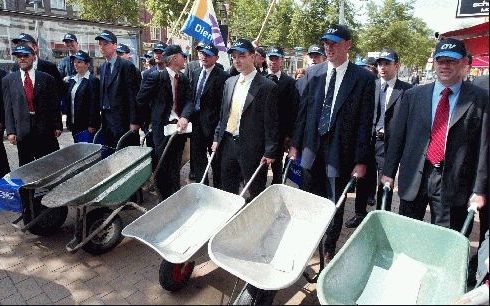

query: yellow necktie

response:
[226,78,245,134]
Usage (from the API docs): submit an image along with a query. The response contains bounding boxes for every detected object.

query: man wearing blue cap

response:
[382,38,488,231]
[212,38,279,201]
[137,45,194,199]
[346,48,412,228]
[96,30,141,148]
[188,43,229,187]
[290,24,375,260]
[116,43,142,90]
[2,45,62,166]
[58,33,83,81]
[265,46,299,185]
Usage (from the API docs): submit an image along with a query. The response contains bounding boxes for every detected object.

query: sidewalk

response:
[0,130,481,305]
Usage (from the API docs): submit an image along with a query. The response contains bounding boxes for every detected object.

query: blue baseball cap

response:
[196,42,218,56]
[164,45,186,57]
[321,24,352,43]
[434,38,466,60]
[266,46,284,58]
[116,43,131,54]
[228,39,255,54]
[377,48,399,63]
[12,33,36,44]
[73,50,91,62]
[12,44,35,55]
[63,33,77,42]
[95,30,117,43]
[307,44,324,56]
[153,41,168,52]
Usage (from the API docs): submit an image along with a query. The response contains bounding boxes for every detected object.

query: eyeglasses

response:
[15,53,31,58]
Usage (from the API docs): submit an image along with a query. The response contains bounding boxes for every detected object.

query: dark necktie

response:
[267,73,279,84]
[195,69,207,111]
[318,68,336,135]
[426,87,452,165]
[173,73,181,116]
[24,72,35,113]
[376,82,388,132]
[102,62,112,109]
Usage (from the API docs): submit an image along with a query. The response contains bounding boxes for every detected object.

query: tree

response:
[67,0,140,25]
[227,0,268,41]
[144,0,188,28]
[260,0,296,48]
[357,0,434,68]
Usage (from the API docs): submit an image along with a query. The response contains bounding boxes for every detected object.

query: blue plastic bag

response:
[0,177,24,213]
[284,157,303,187]
[73,130,95,143]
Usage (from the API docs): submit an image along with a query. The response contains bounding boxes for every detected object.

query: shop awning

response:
[441,21,489,57]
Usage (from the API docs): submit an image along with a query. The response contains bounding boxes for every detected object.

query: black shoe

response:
[367,197,376,206]
[345,215,365,228]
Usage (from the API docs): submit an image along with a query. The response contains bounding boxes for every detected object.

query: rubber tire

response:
[233,284,276,306]
[81,208,124,255]
[22,196,68,236]
[159,260,195,292]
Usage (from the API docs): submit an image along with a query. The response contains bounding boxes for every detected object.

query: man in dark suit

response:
[346,48,412,228]
[212,39,279,200]
[265,46,299,184]
[116,43,142,88]
[290,24,375,259]
[96,30,141,148]
[141,41,168,83]
[0,69,11,176]
[382,38,488,232]
[296,45,327,98]
[58,33,79,81]
[2,45,62,166]
[188,43,229,186]
[137,45,194,199]
[65,50,101,139]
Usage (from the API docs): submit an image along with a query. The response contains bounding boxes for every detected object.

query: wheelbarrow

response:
[122,153,266,292]
[316,184,477,305]
[208,160,358,305]
[0,143,103,236]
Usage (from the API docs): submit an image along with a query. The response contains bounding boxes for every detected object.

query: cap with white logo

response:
[434,38,466,60]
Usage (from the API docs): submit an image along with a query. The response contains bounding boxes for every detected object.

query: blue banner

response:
[73,130,95,143]
[182,16,213,44]
[0,178,24,213]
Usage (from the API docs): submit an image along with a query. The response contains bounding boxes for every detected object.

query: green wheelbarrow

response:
[317,184,477,305]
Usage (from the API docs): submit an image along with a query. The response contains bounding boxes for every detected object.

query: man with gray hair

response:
[137,45,194,199]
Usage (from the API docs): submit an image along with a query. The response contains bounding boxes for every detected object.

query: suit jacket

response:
[373,78,412,150]
[136,69,194,145]
[296,62,328,97]
[383,82,489,207]
[65,74,101,133]
[13,59,63,101]
[0,69,6,129]
[275,73,299,141]
[99,57,140,136]
[473,75,489,92]
[214,73,279,163]
[190,65,230,138]
[292,61,375,178]
[2,70,62,140]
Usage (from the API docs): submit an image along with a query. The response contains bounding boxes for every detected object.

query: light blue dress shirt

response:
[431,80,462,125]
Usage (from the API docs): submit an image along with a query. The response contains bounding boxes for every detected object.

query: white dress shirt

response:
[196,64,215,91]
[380,76,397,108]
[70,70,91,124]
[166,67,181,121]
[324,59,349,119]
[229,69,257,135]
[20,68,36,87]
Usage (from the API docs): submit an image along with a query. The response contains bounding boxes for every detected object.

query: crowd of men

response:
[0,25,488,284]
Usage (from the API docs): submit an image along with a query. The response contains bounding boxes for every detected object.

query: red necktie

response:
[426,87,452,165]
[24,72,35,113]
[173,73,181,116]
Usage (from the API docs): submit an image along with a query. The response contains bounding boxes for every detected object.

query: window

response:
[50,0,66,10]
[150,27,161,41]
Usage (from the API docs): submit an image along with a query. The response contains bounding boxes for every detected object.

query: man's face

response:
[323,39,351,65]
[198,51,218,69]
[64,40,79,53]
[74,59,89,74]
[171,53,186,70]
[118,52,131,60]
[254,52,265,66]
[434,56,465,86]
[267,55,283,73]
[231,51,255,73]
[377,59,399,80]
[308,53,324,65]
[154,50,164,64]
[16,53,35,71]
[98,40,116,59]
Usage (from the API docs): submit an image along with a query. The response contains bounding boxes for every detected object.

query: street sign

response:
[456,0,489,18]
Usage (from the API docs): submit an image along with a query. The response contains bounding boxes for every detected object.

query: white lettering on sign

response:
[0,191,14,200]
[441,44,456,50]
[195,24,212,41]
[473,0,489,8]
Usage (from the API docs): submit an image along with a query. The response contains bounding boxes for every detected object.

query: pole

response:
[255,0,277,42]
[339,0,346,25]
[167,0,193,44]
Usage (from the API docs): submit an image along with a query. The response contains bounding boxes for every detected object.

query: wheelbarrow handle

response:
[116,129,139,151]
[151,131,179,194]
[282,158,293,185]
[93,128,103,144]
[239,162,266,198]
[380,183,392,211]
[199,150,216,184]
[141,128,152,147]
[335,174,357,209]
[460,203,478,237]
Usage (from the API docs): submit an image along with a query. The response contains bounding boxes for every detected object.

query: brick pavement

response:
[0,127,482,305]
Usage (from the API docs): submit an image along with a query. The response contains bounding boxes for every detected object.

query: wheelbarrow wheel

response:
[22,199,68,236]
[233,284,276,306]
[81,208,124,255]
[159,260,195,292]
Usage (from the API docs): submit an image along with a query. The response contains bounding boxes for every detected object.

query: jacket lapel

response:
[449,82,473,129]
[386,79,403,110]
[33,71,42,103]
[201,67,216,97]
[330,62,356,124]
[74,78,88,109]
[421,83,434,133]
[242,74,261,113]
[373,78,380,123]
[107,57,120,87]
[15,72,27,103]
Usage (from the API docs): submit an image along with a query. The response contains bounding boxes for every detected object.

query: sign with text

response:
[456,0,489,18]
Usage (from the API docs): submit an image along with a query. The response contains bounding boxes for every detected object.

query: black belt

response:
[426,160,444,171]
[225,131,239,141]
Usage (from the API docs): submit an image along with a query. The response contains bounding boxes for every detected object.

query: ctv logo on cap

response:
[380,52,390,57]
[441,44,456,50]
[326,28,338,34]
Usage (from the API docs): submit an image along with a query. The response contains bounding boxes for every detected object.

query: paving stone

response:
[0,292,26,305]
[16,277,43,300]
[0,270,7,280]
[26,293,52,305]
[99,290,130,305]
[79,296,105,305]
[0,277,16,300]
[41,281,71,303]
[52,296,76,305]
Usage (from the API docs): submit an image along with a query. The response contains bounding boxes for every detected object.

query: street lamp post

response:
[339,0,345,25]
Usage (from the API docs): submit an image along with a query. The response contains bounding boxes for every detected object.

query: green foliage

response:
[67,0,140,25]
[357,0,435,68]
[228,0,268,41]
[144,0,188,28]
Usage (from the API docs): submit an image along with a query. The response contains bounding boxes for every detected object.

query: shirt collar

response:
[166,67,177,78]
[267,69,281,79]
[107,55,117,66]
[328,59,349,74]
[33,58,38,70]
[203,64,215,75]
[381,77,397,88]
[71,70,91,81]
[239,69,257,83]
[434,79,462,96]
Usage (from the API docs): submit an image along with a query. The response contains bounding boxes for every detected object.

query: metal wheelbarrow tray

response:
[317,211,469,305]
[41,146,153,255]
[208,184,337,291]
[1,143,103,236]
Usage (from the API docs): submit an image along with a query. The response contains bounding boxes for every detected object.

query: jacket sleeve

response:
[136,70,159,123]
[264,82,280,158]
[46,75,63,131]
[2,77,15,136]
[291,80,308,150]
[354,75,375,164]
[179,74,194,120]
[88,77,101,129]
[214,78,229,143]
[126,63,141,126]
[473,96,488,195]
